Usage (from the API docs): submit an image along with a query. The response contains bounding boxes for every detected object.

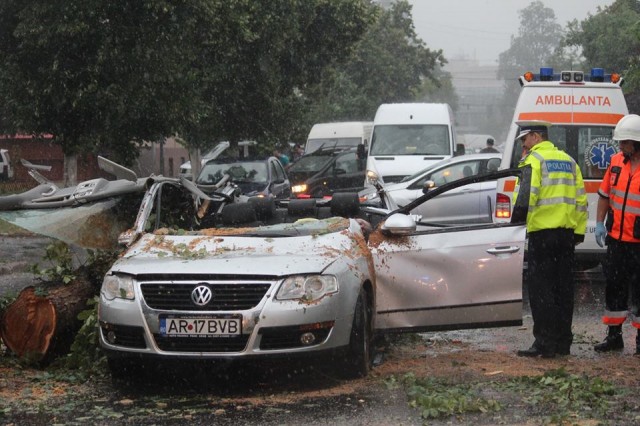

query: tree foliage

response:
[497,1,564,80]
[496,1,564,120]
[298,0,446,136]
[563,0,640,112]
[0,0,372,168]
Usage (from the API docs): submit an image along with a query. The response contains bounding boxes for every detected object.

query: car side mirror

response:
[357,144,366,160]
[381,213,416,235]
[421,180,436,195]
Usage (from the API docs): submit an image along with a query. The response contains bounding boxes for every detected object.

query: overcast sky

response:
[406,0,615,66]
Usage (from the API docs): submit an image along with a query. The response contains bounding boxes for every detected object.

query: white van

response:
[305,121,373,154]
[495,67,628,267]
[365,103,456,185]
[0,149,13,180]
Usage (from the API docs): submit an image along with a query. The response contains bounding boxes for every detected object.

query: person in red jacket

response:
[593,114,640,354]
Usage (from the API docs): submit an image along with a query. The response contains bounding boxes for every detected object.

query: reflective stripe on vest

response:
[599,152,640,243]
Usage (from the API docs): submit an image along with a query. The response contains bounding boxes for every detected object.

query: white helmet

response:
[613,114,640,141]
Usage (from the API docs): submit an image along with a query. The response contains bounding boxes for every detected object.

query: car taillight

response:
[495,193,511,219]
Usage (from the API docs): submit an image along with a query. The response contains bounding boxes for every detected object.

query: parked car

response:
[288,147,366,198]
[98,164,531,379]
[360,152,502,224]
[196,156,291,200]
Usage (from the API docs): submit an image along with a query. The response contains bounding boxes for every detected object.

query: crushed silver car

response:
[98,166,531,379]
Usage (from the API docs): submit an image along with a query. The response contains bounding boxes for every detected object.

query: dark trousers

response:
[526,228,575,352]
[602,239,640,319]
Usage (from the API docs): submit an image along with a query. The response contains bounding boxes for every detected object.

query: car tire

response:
[336,288,372,379]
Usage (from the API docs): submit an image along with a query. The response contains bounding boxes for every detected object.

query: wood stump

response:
[0,271,96,363]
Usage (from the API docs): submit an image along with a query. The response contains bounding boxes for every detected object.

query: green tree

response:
[563,0,640,112]
[298,0,446,138]
[496,1,564,130]
[415,65,458,111]
[497,1,564,79]
[0,0,371,181]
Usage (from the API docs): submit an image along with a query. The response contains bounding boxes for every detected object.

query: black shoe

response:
[594,334,624,352]
[517,345,555,358]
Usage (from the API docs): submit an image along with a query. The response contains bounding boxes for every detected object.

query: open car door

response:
[371,166,531,333]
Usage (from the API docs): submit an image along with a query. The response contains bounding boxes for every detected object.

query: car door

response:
[269,159,291,199]
[329,151,365,193]
[371,166,531,333]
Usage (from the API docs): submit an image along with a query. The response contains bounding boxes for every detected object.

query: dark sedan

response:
[288,147,365,198]
[196,156,291,199]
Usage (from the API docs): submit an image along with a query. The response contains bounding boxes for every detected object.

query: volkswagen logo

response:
[191,285,212,306]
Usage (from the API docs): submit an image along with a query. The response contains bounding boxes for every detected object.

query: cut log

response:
[0,270,96,363]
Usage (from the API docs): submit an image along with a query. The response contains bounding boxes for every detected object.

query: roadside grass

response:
[386,367,636,425]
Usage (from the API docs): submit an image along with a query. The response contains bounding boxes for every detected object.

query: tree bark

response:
[63,152,78,186]
[0,270,95,363]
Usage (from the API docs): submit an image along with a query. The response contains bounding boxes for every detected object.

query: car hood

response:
[111,228,364,276]
[383,181,411,192]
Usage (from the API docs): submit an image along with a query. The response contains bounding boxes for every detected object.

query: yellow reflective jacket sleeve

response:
[513,141,587,235]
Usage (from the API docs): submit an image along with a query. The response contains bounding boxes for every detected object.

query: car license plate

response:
[159,315,241,337]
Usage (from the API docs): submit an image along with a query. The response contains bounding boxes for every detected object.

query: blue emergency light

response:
[522,67,621,84]
[590,68,605,82]
[539,67,554,81]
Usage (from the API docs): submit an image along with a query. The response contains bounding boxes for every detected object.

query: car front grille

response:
[140,282,272,311]
[153,335,250,352]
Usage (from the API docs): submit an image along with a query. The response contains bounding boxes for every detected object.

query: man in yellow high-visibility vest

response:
[514,120,588,358]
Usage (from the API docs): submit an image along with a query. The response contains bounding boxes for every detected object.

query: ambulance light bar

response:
[522,67,622,84]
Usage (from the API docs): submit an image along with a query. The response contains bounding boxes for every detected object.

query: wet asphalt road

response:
[0,235,628,425]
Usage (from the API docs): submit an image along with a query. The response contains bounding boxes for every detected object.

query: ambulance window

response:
[578,126,617,180]
[551,125,617,180]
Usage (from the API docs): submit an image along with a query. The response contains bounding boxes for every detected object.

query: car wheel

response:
[336,288,372,379]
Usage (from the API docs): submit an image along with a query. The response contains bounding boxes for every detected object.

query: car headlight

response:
[366,170,379,185]
[102,274,135,300]
[292,184,308,194]
[276,275,338,303]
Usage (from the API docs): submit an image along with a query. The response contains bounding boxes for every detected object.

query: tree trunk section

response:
[64,153,78,186]
[0,271,95,363]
